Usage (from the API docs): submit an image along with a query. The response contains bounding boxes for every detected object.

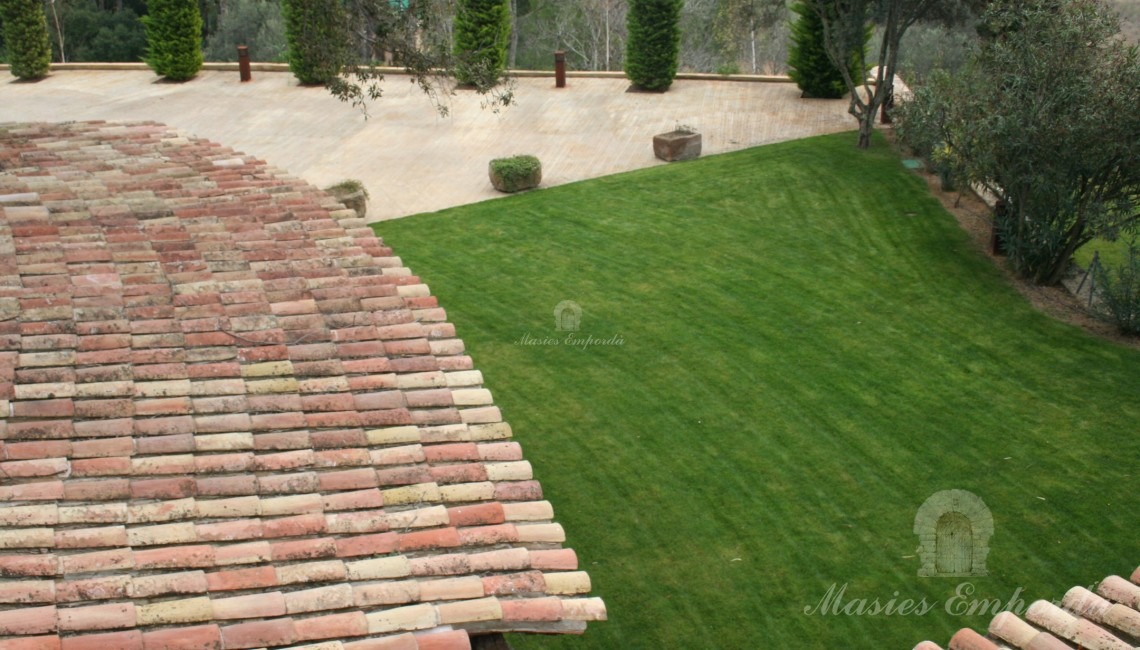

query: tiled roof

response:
[913,565,1140,650]
[0,121,605,650]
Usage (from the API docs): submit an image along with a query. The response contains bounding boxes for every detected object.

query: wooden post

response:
[237,46,252,83]
[554,51,566,89]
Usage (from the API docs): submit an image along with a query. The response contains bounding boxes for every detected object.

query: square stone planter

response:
[489,157,542,193]
[324,182,369,219]
[653,130,702,162]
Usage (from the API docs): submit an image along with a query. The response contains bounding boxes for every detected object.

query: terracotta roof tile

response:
[914,565,1140,650]
[0,120,602,648]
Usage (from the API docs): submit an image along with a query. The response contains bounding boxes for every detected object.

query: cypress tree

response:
[625,0,684,92]
[281,0,349,85]
[453,0,510,89]
[787,1,865,99]
[142,0,203,81]
[0,0,52,80]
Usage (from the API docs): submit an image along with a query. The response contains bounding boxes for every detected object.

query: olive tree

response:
[898,0,1140,285]
[801,0,975,148]
[788,1,867,98]
[320,0,514,117]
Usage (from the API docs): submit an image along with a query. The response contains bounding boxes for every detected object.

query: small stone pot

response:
[489,161,542,193]
[653,130,702,162]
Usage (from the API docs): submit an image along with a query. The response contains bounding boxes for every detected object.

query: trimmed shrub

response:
[625,0,684,91]
[489,155,541,193]
[0,0,52,80]
[142,0,203,81]
[281,0,348,84]
[787,1,865,99]
[454,0,511,89]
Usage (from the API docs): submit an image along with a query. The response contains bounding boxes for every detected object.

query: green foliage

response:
[380,133,1140,649]
[281,0,348,84]
[625,0,684,91]
[712,0,788,74]
[908,0,1140,285]
[489,154,541,192]
[892,22,976,84]
[53,1,147,63]
[203,0,286,62]
[142,0,203,80]
[1094,237,1140,335]
[0,0,52,80]
[324,178,369,199]
[800,0,969,148]
[895,68,954,160]
[453,0,510,88]
[788,1,864,98]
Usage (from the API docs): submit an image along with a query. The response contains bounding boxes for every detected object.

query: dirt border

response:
[908,156,1140,350]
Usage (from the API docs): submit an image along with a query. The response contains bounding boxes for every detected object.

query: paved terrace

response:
[0,69,855,221]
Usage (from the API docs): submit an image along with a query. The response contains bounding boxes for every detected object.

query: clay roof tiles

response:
[0,121,605,650]
[913,565,1140,650]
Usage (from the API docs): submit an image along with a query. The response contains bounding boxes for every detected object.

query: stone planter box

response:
[653,130,702,162]
[489,157,542,193]
[332,189,367,219]
[324,182,368,219]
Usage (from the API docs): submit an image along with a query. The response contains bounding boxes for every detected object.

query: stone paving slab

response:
[0,70,855,221]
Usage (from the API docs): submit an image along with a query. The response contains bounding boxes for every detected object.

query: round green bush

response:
[489,155,542,193]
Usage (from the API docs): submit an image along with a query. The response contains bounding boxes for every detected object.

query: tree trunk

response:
[509,0,518,69]
[857,117,873,149]
[749,15,756,73]
[49,0,66,63]
[604,0,611,70]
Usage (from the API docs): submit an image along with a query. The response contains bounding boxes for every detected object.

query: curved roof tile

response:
[0,121,605,650]
[913,565,1139,650]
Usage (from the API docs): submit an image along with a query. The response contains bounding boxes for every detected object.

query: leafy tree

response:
[52,1,146,63]
[898,0,1140,285]
[453,0,511,88]
[514,0,627,72]
[625,0,684,91]
[788,1,866,98]
[0,0,53,79]
[325,0,516,117]
[142,0,203,80]
[281,0,348,84]
[714,0,786,74]
[203,0,286,62]
[801,0,975,148]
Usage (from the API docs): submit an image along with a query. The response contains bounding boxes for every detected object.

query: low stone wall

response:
[0,62,794,84]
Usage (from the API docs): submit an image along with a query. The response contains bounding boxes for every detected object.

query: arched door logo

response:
[914,490,993,577]
[554,300,581,332]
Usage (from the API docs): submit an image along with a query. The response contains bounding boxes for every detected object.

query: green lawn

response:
[1077,235,1135,273]
[376,133,1139,649]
